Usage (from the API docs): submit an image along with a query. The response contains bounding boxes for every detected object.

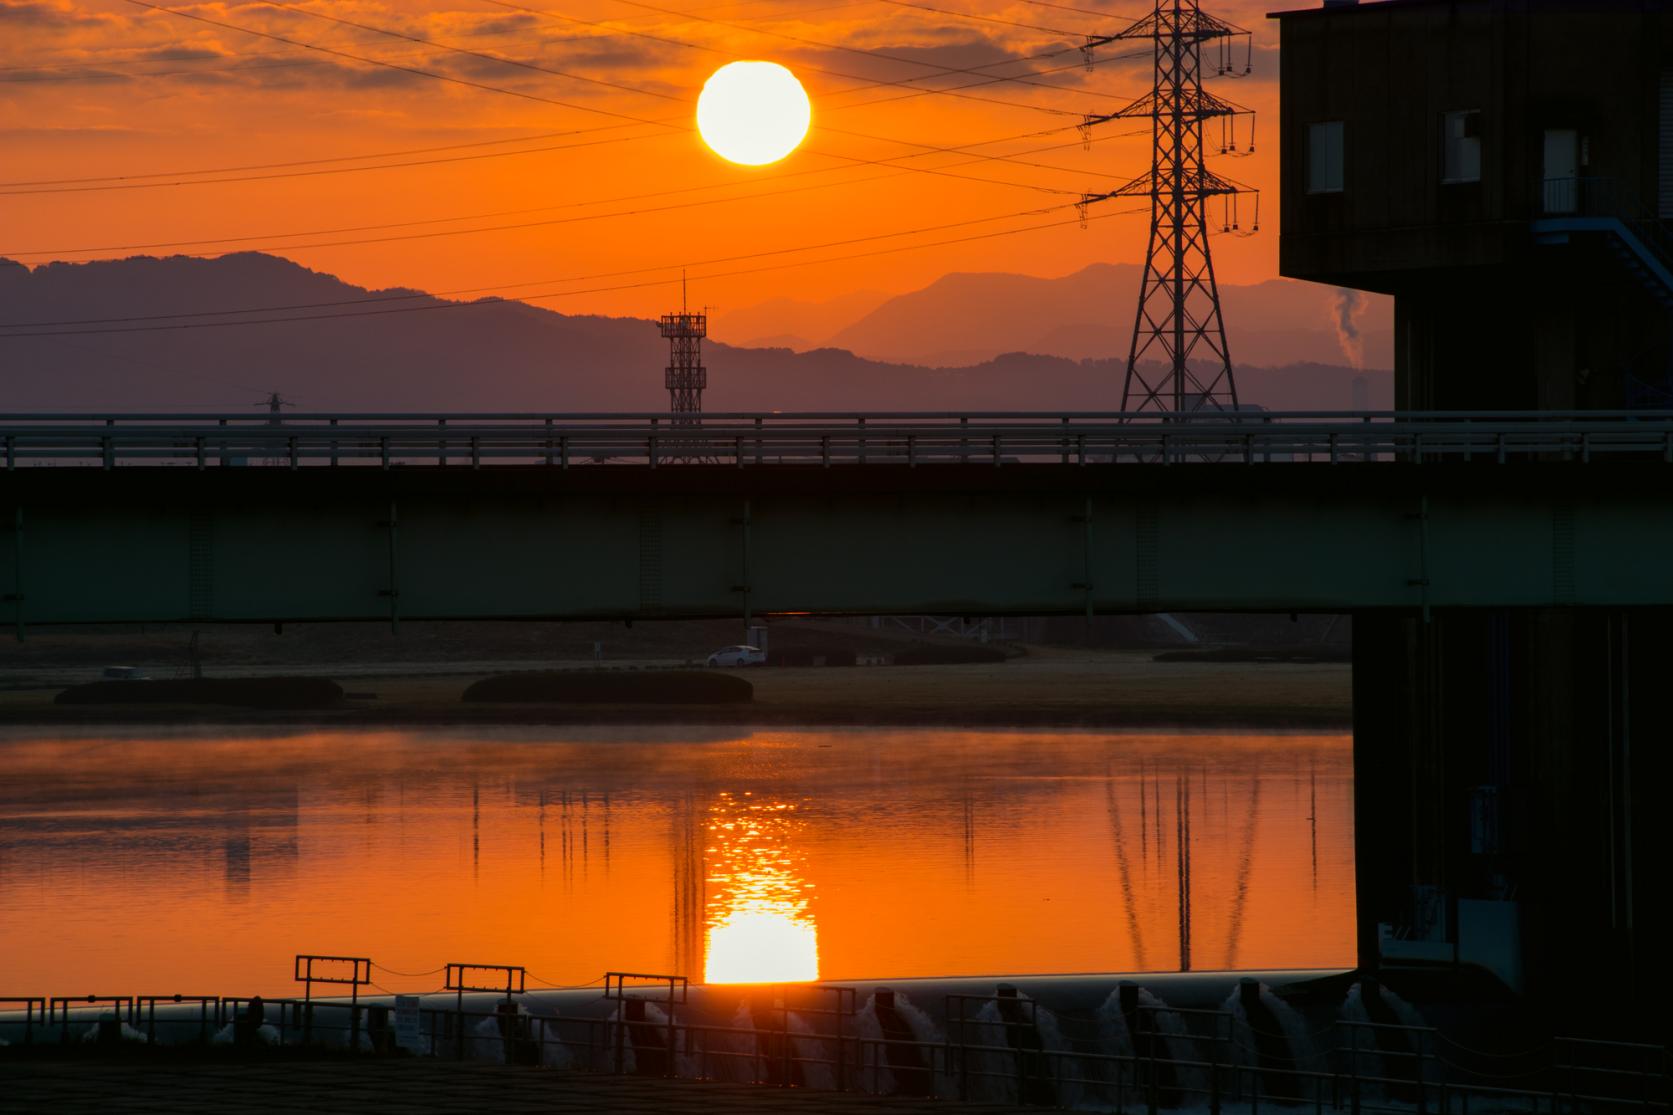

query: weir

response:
[7,968,1665,1112]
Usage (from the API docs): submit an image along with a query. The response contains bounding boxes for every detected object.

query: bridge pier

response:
[1352,609,1669,1039]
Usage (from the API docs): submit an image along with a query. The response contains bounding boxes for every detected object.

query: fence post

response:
[668,984,678,1080]
[1349,1026,1360,1115]
[1210,1019,1221,1115]
[614,1002,625,1074]
[1149,1018,1160,1115]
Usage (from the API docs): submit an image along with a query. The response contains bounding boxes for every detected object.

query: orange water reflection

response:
[0,727,1353,994]
[703,792,818,984]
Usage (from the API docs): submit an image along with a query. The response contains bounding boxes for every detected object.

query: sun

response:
[697,61,811,167]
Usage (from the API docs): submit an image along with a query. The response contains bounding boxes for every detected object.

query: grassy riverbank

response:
[0,648,1350,729]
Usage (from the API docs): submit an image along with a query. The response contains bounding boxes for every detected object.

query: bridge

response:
[3,410,1671,630]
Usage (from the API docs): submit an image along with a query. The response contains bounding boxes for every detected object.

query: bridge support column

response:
[1352,609,1669,1039]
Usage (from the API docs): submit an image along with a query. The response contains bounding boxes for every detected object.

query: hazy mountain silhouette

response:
[0,254,1389,412]
[820,263,1393,369]
[710,289,890,351]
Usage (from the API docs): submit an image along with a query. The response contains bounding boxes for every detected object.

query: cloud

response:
[0,0,117,28]
[0,124,148,139]
[0,0,1180,127]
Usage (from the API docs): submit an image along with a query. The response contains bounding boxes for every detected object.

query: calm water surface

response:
[0,727,1353,995]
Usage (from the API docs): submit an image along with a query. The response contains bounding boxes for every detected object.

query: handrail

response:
[3,411,1673,470]
[7,408,1673,422]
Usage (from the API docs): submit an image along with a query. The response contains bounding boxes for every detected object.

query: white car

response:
[706,645,766,668]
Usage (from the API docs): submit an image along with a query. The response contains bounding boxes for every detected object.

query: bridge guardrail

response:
[3,411,1673,469]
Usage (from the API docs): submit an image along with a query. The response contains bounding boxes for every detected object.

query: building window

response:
[1307,121,1344,194]
[1442,110,1482,183]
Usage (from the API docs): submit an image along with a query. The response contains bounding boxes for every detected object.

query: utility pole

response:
[1081,0,1257,413]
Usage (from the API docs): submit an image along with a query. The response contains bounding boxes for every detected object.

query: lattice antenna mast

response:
[1081,0,1258,413]
[659,271,707,426]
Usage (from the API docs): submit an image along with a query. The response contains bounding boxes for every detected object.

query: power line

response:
[255,0,1102,178]
[0,46,1144,197]
[4,2,1151,198]
[488,0,1156,131]
[0,205,1142,338]
[873,0,1083,36]
[0,198,1092,326]
[4,127,1146,259]
[6,159,1059,263]
[0,130,667,197]
[104,0,1111,203]
[1014,0,1144,19]
[255,0,699,107]
[484,0,1034,99]
[120,0,689,128]
[0,0,868,81]
[530,0,1088,108]
[0,127,646,191]
[0,55,321,85]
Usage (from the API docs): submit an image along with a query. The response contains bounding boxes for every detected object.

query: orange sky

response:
[0,0,1283,319]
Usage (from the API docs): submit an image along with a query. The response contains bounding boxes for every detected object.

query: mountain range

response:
[712,262,1393,371]
[0,254,1390,413]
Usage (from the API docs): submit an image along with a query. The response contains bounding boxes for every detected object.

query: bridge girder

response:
[1,464,1669,629]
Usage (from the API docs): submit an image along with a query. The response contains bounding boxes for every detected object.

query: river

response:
[0,725,1352,995]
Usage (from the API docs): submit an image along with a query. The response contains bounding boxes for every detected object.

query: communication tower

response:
[659,276,708,460]
[1081,0,1258,413]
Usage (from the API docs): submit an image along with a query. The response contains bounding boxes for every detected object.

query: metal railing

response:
[1,985,1666,1114]
[4,410,1673,470]
[1536,177,1673,289]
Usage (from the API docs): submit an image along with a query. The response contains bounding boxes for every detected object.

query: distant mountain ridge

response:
[718,262,1394,371]
[0,254,1390,412]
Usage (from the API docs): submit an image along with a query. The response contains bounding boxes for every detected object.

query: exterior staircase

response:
[1532,176,1673,306]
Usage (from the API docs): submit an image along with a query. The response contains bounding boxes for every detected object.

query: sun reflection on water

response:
[703,791,819,984]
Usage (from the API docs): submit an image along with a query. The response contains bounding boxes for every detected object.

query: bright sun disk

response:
[697,61,811,167]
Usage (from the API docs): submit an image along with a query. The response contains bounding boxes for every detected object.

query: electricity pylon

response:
[1081,0,1257,413]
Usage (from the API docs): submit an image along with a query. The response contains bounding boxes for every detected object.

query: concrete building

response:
[1271,0,1671,1040]
[1272,0,1673,409]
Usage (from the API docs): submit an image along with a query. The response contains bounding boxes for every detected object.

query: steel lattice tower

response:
[1083,0,1256,413]
[659,278,708,461]
[659,312,707,421]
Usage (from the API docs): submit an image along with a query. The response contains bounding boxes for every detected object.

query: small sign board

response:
[395,995,422,1052]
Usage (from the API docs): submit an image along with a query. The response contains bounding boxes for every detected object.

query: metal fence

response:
[4,411,1673,470]
[3,982,1665,1115]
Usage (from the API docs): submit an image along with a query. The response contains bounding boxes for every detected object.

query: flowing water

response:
[0,725,1352,995]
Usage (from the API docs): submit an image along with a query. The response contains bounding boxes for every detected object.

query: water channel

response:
[0,726,1352,995]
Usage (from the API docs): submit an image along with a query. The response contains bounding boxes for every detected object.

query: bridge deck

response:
[2,453,1669,626]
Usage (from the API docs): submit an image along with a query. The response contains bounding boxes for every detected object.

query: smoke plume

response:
[1333,288,1366,370]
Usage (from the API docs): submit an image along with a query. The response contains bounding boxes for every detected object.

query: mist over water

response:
[0,726,1352,995]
